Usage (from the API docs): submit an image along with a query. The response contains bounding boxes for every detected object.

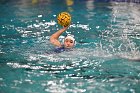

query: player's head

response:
[63,34,76,48]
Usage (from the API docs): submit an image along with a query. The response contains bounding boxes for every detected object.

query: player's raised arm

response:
[50,26,69,47]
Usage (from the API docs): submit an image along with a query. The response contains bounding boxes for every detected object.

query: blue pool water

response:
[0,0,140,93]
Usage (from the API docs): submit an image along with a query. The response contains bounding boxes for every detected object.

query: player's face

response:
[64,39,74,48]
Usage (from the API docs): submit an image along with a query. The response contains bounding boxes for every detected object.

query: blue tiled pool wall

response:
[0,0,140,4]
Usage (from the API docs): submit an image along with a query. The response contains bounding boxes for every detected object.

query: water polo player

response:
[50,26,76,53]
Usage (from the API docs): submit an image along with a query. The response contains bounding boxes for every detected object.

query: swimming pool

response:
[0,0,140,93]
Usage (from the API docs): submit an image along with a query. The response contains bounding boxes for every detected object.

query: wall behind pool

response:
[0,0,140,4]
